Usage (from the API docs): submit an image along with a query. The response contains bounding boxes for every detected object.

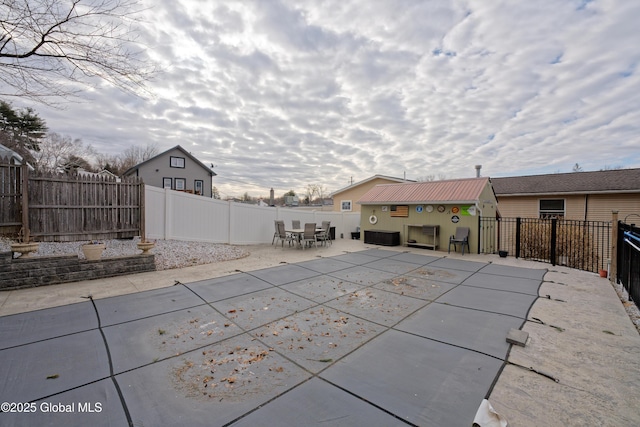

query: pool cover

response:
[0,249,545,426]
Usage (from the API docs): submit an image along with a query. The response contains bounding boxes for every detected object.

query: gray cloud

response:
[11,0,640,198]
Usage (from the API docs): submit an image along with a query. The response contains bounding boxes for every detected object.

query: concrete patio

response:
[1,239,639,426]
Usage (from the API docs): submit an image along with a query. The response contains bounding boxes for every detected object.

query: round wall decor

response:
[369,215,378,224]
[437,205,445,213]
[451,206,460,214]
[425,205,434,212]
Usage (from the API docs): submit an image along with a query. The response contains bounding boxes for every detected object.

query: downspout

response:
[584,194,589,221]
[475,202,483,254]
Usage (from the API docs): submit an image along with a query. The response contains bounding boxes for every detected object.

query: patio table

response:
[286,228,324,248]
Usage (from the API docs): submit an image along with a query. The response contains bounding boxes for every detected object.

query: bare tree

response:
[32,132,93,172]
[0,0,156,103]
[118,143,158,171]
[94,152,121,173]
[93,142,157,175]
[304,184,327,204]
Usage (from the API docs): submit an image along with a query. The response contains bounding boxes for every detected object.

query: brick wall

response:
[0,252,156,290]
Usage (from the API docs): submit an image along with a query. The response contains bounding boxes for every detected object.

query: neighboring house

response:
[0,143,33,170]
[330,175,412,213]
[77,168,121,182]
[357,177,498,254]
[491,169,640,222]
[123,145,216,197]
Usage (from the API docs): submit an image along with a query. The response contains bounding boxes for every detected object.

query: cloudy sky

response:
[20,0,640,198]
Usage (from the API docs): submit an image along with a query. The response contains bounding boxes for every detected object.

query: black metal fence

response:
[617,221,640,310]
[480,217,611,273]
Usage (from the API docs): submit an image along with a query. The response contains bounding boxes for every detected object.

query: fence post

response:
[20,164,30,242]
[550,218,557,266]
[611,211,618,283]
[164,188,172,240]
[515,217,521,259]
[139,181,146,241]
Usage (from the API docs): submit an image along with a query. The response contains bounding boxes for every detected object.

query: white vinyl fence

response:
[145,186,361,245]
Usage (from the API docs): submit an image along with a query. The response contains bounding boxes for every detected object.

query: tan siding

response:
[587,193,640,222]
[332,178,405,212]
[479,185,498,218]
[498,195,586,219]
[564,195,587,220]
[497,193,639,222]
[496,196,540,218]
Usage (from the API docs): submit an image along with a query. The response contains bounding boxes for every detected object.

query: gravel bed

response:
[0,238,249,271]
[612,281,640,334]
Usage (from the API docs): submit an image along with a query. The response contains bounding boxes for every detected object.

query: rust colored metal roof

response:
[357,177,491,204]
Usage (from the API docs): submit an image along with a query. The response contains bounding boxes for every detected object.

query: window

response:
[539,199,565,219]
[194,180,203,195]
[170,156,185,168]
[175,178,186,191]
[163,178,172,189]
[341,200,352,211]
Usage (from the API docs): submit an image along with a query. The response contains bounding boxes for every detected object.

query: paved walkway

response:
[1,240,639,426]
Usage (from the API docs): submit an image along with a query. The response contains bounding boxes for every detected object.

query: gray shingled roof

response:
[491,168,640,195]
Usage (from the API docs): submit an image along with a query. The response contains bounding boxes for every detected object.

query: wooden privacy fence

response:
[0,157,24,235]
[0,160,144,242]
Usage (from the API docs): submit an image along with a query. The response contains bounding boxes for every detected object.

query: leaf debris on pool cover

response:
[171,343,287,402]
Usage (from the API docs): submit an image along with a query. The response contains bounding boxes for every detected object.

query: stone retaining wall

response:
[0,252,156,290]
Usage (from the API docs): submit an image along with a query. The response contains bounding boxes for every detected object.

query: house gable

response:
[123,145,216,197]
[329,175,412,212]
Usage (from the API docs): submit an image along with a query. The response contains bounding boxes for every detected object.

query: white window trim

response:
[170,156,185,168]
[194,180,203,195]
[175,178,186,190]
[341,200,352,212]
[539,198,565,219]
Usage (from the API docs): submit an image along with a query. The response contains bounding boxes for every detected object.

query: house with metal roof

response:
[356,177,497,253]
[491,168,640,222]
[329,175,413,213]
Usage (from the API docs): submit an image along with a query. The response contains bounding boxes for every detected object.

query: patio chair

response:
[272,220,284,245]
[301,223,318,249]
[292,220,300,229]
[318,221,332,246]
[448,227,470,255]
[274,221,294,248]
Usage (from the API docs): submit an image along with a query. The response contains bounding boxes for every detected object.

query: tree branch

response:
[0,0,157,103]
